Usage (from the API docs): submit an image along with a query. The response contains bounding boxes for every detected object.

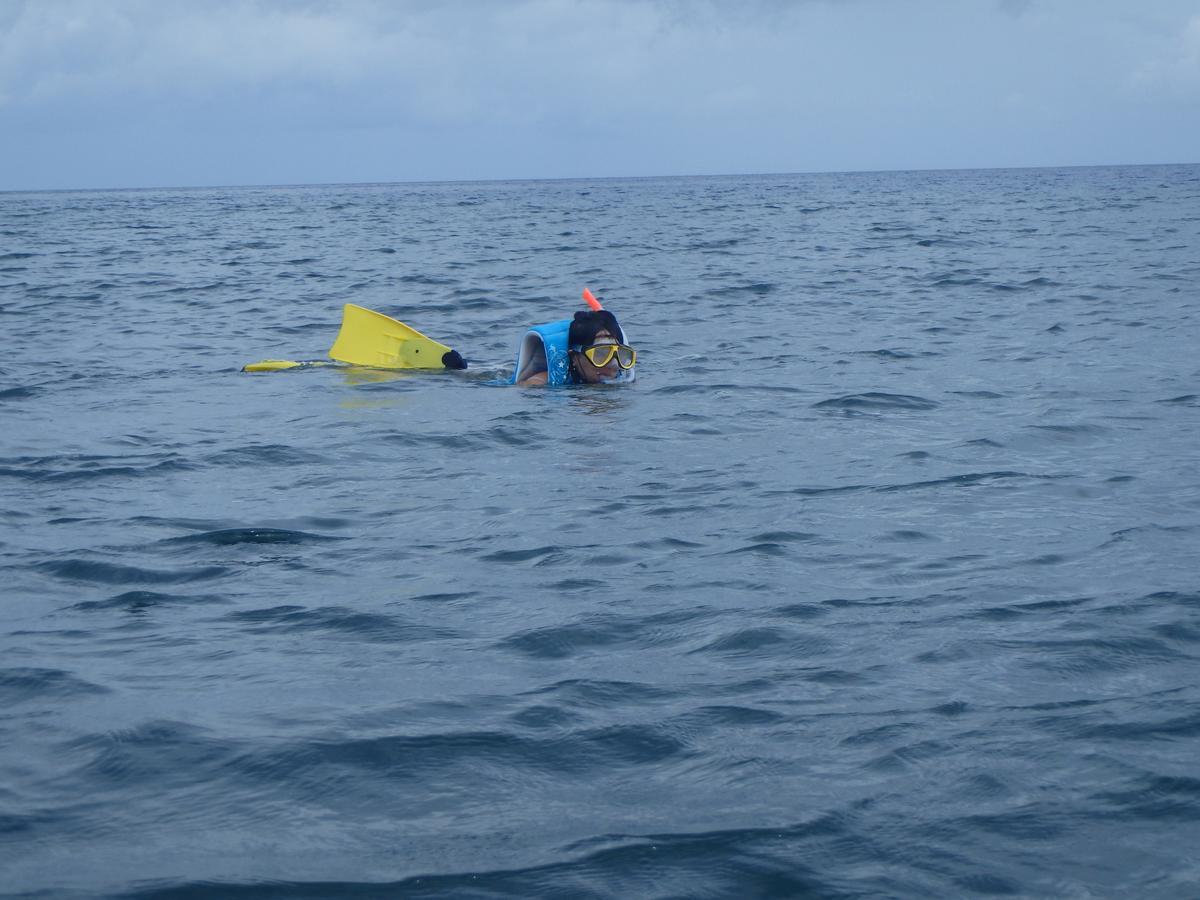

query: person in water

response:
[512,308,637,386]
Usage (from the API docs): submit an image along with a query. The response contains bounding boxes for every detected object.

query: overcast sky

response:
[1,0,1197,190]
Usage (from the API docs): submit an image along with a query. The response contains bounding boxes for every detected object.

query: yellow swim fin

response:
[328,304,465,369]
[242,359,308,372]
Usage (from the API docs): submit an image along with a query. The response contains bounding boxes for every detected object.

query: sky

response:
[1,0,1198,190]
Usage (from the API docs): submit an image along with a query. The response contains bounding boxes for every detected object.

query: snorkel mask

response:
[578,342,637,370]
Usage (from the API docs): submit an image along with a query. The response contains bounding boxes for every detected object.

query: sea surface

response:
[2,165,1199,898]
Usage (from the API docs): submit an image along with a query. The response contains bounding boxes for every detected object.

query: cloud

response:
[1130,14,1200,100]
[1,1,432,105]
[0,0,829,112]
[996,0,1034,17]
[1,0,1197,188]
[0,0,837,141]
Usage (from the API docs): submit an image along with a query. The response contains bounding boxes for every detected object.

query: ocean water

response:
[2,165,1199,898]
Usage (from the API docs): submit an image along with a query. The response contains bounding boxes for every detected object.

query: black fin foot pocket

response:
[442,350,467,369]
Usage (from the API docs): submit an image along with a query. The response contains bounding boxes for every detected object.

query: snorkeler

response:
[512,307,637,386]
[244,288,635,382]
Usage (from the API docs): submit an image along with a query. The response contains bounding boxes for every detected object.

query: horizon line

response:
[2,159,1196,195]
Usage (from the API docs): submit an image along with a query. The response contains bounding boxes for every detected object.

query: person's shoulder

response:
[517,371,549,386]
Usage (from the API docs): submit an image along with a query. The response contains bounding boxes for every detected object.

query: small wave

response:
[673,704,786,727]
[0,667,110,703]
[500,607,708,660]
[650,383,806,401]
[410,590,480,603]
[877,470,1030,493]
[37,559,230,586]
[771,602,830,621]
[424,820,844,900]
[686,237,741,250]
[72,590,228,611]
[226,605,455,642]
[0,454,192,482]
[1010,636,1183,675]
[951,390,1005,399]
[384,423,546,451]
[988,276,1061,292]
[862,348,916,359]
[931,274,983,288]
[67,720,235,790]
[523,678,680,708]
[882,529,936,541]
[1022,423,1110,443]
[704,282,777,297]
[953,806,1069,840]
[0,385,39,400]
[204,445,328,467]
[840,721,916,747]
[1073,711,1200,742]
[804,668,869,685]
[724,540,793,557]
[223,240,279,250]
[480,545,562,564]
[509,704,582,729]
[1092,774,1200,822]
[161,528,342,547]
[631,537,706,551]
[452,295,495,310]
[812,392,939,412]
[234,724,688,790]
[779,482,867,498]
[158,281,227,295]
[972,592,1097,623]
[1141,589,1200,607]
[749,530,821,544]
[398,273,457,285]
[1011,596,1093,613]
[499,617,635,659]
[691,626,832,659]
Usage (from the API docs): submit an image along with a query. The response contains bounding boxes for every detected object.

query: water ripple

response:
[161,528,343,547]
[37,559,230,586]
[0,667,110,703]
[812,392,939,412]
[225,605,458,642]
[4,167,1199,899]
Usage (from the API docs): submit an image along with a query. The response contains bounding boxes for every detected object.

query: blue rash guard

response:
[510,319,573,385]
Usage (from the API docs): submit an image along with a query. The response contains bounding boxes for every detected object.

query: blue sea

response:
[2,165,1199,898]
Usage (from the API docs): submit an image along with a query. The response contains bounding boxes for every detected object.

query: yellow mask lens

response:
[583,344,636,369]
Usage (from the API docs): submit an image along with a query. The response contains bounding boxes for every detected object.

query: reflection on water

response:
[339,366,425,386]
[568,389,635,417]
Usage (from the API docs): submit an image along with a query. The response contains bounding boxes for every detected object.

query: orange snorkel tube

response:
[578,286,634,381]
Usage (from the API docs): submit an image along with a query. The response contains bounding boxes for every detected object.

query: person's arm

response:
[517,370,548,386]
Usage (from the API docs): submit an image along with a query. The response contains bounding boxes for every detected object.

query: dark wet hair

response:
[568,310,622,349]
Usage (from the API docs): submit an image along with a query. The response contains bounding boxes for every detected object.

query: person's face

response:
[571,330,620,384]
